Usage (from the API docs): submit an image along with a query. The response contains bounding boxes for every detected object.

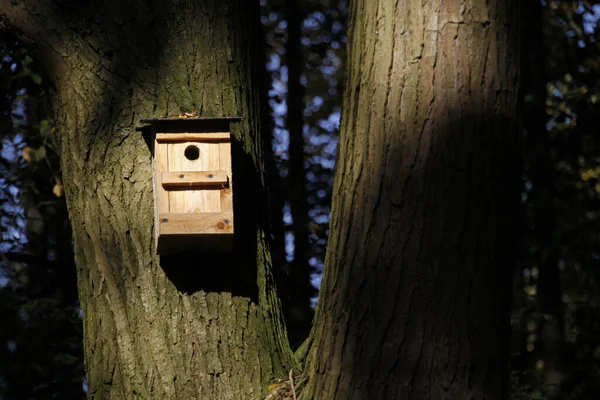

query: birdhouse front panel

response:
[141,117,239,254]
[166,142,222,213]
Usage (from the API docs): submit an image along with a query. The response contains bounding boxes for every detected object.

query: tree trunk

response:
[1,1,294,398]
[302,1,521,399]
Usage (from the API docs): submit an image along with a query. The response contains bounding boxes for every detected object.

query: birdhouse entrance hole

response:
[140,116,241,254]
[184,145,200,160]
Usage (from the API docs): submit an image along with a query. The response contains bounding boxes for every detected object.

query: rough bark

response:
[1,1,294,398]
[284,0,314,350]
[302,1,521,399]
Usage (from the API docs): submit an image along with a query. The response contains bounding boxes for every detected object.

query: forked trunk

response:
[1,0,523,398]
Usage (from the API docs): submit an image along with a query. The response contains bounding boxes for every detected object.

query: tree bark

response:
[302,1,521,399]
[1,0,294,398]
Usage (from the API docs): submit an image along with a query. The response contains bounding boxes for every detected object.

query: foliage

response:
[513,1,600,398]
[260,0,347,347]
[261,0,346,302]
[0,38,83,399]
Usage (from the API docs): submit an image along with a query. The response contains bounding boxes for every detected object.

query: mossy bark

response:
[302,0,521,398]
[1,0,294,398]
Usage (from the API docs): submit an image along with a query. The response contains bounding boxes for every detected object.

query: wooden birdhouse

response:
[140,117,240,254]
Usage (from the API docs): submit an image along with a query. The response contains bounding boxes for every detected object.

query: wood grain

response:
[198,142,221,212]
[167,143,186,212]
[167,142,222,213]
[158,212,234,235]
[161,171,228,187]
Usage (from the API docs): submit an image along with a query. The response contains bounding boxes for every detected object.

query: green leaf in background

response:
[39,119,50,136]
[33,146,46,162]
[30,73,42,85]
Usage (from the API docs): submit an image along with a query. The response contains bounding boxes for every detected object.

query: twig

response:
[289,369,297,400]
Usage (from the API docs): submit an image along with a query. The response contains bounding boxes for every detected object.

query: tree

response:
[301,0,521,398]
[0,0,521,398]
[1,1,294,397]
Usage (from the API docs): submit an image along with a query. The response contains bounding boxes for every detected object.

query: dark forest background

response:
[1,1,599,399]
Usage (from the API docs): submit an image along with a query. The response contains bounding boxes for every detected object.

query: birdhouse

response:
[140,117,241,254]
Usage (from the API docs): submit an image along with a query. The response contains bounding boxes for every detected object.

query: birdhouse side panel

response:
[219,142,233,213]
[153,140,170,248]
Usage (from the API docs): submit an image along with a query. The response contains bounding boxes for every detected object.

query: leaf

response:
[525,285,537,296]
[30,73,42,85]
[22,146,35,162]
[535,360,544,371]
[22,146,47,162]
[52,179,64,198]
[39,119,50,135]
[33,146,46,161]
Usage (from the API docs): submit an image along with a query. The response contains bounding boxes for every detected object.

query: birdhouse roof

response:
[140,116,242,133]
[140,116,242,123]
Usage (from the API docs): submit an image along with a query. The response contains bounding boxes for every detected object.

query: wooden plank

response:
[158,212,234,235]
[219,142,233,212]
[168,143,187,212]
[142,116,241,123]
[200,142,222,213]
[156,133,230,142]
[182,142,205,213]
[154,139,169,249]
[162,171,228,187]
